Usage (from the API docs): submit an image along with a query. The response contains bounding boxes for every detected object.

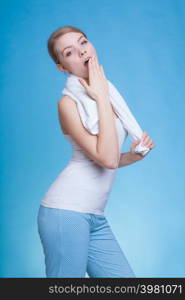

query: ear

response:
[56,63,68,73]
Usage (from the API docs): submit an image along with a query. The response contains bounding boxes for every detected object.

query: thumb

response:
[134,139,141,145]
[78,78,88,89]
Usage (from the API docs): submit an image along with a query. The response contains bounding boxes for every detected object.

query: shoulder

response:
[57,96,78,123]
[57,96,77,136]
[58,95,76,108]
[57,96,78,127]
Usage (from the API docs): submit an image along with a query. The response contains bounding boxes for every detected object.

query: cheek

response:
[69,59,80,69]
[60,58,69,68]
[88,43,95,53]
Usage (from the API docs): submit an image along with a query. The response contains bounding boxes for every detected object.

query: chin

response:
[76,70,88,79]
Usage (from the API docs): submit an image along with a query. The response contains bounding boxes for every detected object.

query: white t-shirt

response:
[40,117,128,215]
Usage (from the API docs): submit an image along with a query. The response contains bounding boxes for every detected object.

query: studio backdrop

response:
[0,0,185,277]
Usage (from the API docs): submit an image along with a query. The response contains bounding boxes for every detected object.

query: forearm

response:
[96,95,120,168]
[118,151,143,168]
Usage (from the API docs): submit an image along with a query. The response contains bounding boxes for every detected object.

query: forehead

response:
[55,32,84,52]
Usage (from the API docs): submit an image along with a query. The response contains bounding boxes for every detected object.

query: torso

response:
[41,108,127,216]
[59,98,119,135]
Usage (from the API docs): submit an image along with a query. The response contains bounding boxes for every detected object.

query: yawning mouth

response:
[84,57,91,66]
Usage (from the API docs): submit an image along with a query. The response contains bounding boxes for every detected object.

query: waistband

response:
[38,204,107,228]
[40,203,105,216]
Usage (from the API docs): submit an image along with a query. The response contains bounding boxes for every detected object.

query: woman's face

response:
[55,32,97,81]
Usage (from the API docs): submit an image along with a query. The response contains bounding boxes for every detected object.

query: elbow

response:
[108,164,118,169]
[99,153,120,169]
[103,160,119,169]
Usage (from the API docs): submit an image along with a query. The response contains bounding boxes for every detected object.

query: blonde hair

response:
[47,25,87,65]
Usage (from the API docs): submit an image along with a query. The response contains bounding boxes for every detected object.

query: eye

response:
[81,40,87,44]
[66,51,72,57]
[65,40,88,57]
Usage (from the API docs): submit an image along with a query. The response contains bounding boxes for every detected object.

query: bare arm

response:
[58,96,119,169]
[77,55,120,169]
[118,152,143,168]
[96,94,120,169]
[118,132,155,167]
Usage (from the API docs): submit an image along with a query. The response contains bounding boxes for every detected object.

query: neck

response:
[84,78,89,85]
[69,73,89,85]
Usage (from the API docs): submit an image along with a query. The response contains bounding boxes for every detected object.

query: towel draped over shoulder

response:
[62,73,150,156]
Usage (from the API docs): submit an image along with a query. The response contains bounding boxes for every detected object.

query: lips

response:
[84,57,91,66]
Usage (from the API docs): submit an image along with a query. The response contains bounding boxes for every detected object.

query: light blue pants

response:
[37,205,136,278]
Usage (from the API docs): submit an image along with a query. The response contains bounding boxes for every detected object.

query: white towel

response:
[62,73,150,156]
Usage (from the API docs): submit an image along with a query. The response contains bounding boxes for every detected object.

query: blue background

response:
[1,0,185,277]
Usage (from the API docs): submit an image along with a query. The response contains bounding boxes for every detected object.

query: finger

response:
[88,57,95,83]
[132,139,140,147]
[92,55,101,77]
[145,143,152,148]
[89,56,98,79]
[149,143,155,149]
[140,132,147,143]
[144,140,154,148]
[78,77,89,90]
[146,139,153,147]
[142,131,147,138]
[96,56,103,77]
[142,136,151,145]
[100,65,106,79]
[135,139,141,144]
[93,55,102,77]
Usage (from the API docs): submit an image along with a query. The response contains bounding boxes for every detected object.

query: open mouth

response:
[84,57,90,66]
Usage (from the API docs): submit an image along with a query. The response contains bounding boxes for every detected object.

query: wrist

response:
[129,151,144,161]
[96,93,110,103]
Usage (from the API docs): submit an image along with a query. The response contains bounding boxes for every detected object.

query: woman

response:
[37,25,155,278]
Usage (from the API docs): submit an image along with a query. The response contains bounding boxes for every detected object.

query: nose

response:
[80,49,87,57]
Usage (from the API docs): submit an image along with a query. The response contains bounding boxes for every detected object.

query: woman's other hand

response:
[130,131,155,159]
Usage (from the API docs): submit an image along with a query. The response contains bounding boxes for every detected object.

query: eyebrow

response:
[62,35,85,56]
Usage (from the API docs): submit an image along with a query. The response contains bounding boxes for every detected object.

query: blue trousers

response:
[37,205,136,278]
